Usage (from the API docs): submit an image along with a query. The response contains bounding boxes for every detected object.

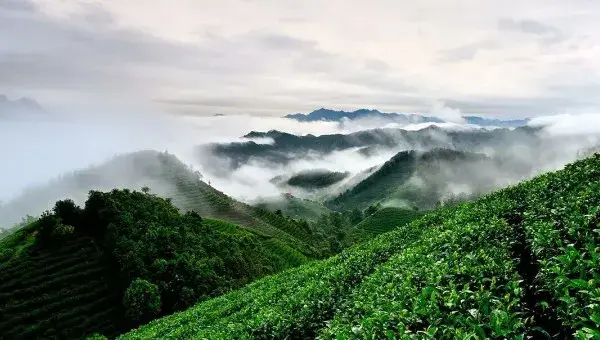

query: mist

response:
[1,105,600,228]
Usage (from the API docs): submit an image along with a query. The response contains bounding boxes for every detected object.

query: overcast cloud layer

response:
[2,0,600,117]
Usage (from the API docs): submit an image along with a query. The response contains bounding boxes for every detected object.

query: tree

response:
[123,278,162,326]
[37,211,62,245]
[52,199,82,228]
[83,190,117,238]
[349,208,364,225]
[365,203,381,217]
[141,186,151,194]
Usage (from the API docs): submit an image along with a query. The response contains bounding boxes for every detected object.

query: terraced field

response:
[354,207,425,235]
[0,182,323,339]
[254,196,332,221]
[327,148,493,211]
[202,217,310,268]
[0,235,121,339]
[122,154,600,339]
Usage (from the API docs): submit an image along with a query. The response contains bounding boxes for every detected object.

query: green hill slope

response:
[0,222,121,339]
[354,207,425,235]
[327,148,495,211]
[122,154,600,339]
[254,195,332,221]
[0,188,318,339]
[0,150,332,257]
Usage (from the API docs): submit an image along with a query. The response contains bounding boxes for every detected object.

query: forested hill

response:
[0,151,392,339]
[327,148,494,210]
[0,150,327,251]
[123,153,600,339]
[1,183,368,339]
[203,126,540,170]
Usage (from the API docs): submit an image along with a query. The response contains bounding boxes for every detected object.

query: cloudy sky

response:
[2,0,600,117]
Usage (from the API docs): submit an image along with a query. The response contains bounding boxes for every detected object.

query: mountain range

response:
[285,108,530,127]
[1,118,599,339]
[0,94,43,117]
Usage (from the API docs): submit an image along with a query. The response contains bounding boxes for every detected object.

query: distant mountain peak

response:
[0,94,44,117]
[284,107,528,127]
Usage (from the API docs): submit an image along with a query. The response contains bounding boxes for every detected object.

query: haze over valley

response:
[3,1,600,339]
[2,104,599,228]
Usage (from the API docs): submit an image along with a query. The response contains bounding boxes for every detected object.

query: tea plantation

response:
[122,154,600,339]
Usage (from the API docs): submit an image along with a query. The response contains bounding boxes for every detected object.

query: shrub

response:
[37,211,63,245]
[52,199,82,228]
[123,278,161,326]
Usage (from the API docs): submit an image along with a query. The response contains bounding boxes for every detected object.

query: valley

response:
[1,110,600,339]
[4,2,600,338]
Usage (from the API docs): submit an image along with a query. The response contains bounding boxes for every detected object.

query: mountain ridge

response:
[0,94,44,117]
[285,107,530,127]
[121,153,600,339]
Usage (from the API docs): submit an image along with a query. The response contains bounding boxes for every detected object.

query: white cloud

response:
[530,112,600,136]
[0,0,598,117]
[429,102,466,124]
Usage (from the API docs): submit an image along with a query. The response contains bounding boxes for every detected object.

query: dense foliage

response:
[353,207,425,235]
[328,148,491,211]
[49,190,304,318]
[123,279,162,325]
[254,196,332,221]
[122,153,600,339]
[285,170,350,189]
[0,187,333,339]
[0,230,121,339]
[207,126,540,171]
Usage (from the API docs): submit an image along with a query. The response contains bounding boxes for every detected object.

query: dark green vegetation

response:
[0,153,377,339]
[0,150,335,256]
[0,151,396,339]
[0,215,36,241]
[122,154,600,339]
[0,188,314,339]
[354,207,425,235]
[0,221,121,339]
[203,125,541,170]
[254,195,331,221]
[285,170,349,189]
[328,148,493,211]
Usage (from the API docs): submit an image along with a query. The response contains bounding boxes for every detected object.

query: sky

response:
[1,0,600,117]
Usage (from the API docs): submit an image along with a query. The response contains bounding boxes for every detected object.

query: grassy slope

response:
[203,217,310,269]
[254,196,332,221]
[327,148,491,211]
[0,195,314,339]
[0,150,318,257]
[127,151,341,258]
[0,230,121,339]
[122,154,600,339]
[354,207,425,235]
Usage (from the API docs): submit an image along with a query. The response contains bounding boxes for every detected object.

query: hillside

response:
[200,125,543,172]
[254,195,332,221]
[0,226,121,339]
[354,207,425,235]
[270,169,350,191]
[327,148,494,210]
[0,151,329,256]
[0,188,321,339]
[122,153,600,339]
[0,153,381,339]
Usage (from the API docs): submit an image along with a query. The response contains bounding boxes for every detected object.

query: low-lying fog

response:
[1,108,599,228]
